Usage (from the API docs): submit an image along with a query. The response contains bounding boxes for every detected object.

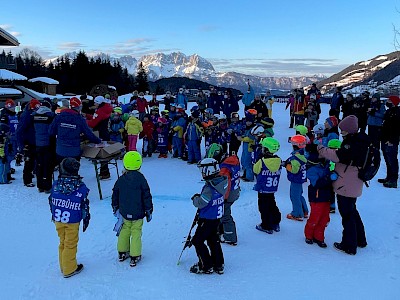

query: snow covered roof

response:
[0,87,23,96]
[0,69,27,81]
[0,27,19,46]
[28,77,59,85]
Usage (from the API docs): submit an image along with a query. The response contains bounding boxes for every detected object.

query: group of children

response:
[48,102,347,277]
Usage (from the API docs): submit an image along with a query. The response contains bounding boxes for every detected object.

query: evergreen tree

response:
[135,62,149,93]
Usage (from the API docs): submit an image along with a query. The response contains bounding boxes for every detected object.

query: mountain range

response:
[44,50,400,95]
[45,51,324,93]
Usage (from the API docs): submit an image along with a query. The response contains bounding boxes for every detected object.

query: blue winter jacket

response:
[207,93,223,114]
[33,107,55,147]
[16,108,36,148]
[49,109,101,157]
[241,86,255,107]
[175,93,188,108]
[367,101,386,127]
[186,122,203,141]
[306,162,333,203]
[330,92,344,110]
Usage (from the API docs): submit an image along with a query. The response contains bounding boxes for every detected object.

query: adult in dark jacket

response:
[341,93,356,118]
[86,96,113,179]
[330,87,344,119]
[379,96,400,188]
[366,93,386,149]
[16,99,41,187]
[163,91,175,112]
[317,115,367,255]
[33,101,55,192]
[195,91,207,116]
[222,89,239,121]
[49,98,101,164]
[207,87,222,114]
[249,94,268,121]
[353,94,369,134]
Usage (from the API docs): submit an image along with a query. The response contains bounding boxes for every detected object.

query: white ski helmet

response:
[130,110,139,118]
[312,124,325,135]
[250,125,265,137]
[218,113,227,120]
[197,158,220,179]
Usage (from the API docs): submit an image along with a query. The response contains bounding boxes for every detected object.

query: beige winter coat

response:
[317,146,363,198]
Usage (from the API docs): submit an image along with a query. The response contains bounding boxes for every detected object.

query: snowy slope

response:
[0,103,399,300]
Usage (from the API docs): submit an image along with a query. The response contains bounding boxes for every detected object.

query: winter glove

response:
[145,210,152,222]
[83,212,90,232]
[330,172,338,181]
[0,146,4,158]
[191,193,200,201]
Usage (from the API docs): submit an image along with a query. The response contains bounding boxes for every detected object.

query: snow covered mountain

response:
[318,51,400,94]
[45,51,324,92]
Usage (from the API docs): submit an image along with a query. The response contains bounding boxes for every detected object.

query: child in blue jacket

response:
[285,135,309,221]
[190,158,228,275]
[304,147,336,248]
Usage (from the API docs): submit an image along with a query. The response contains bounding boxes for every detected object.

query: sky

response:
[1,0,400,77]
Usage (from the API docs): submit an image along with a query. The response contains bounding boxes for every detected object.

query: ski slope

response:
[0,102,399,300]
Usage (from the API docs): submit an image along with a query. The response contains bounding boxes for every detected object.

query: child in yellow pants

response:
[49,158,91,278]
[112,151,153,267]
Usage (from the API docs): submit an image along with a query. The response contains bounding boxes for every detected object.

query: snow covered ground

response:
[0,102,399,300]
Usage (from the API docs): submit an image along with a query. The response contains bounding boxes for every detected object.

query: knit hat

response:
[104,93,110,99]
[94,95,105,104]
[325,116,338,128]
[60,157,80,177]
[5,99,15,108]
[339,115,358,134]
[70,97,82,108]
[388,95,400,106]
[138,92,144,97]
[29,99,41,110]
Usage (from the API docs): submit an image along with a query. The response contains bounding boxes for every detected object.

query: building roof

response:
[29,77,59,85]
[0,87,23,96]
[0,69,27,80]
[0,27,19,46]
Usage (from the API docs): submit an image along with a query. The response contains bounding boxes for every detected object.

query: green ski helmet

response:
[123,151,142,170]
[328,139,342,149]
[261,137,280,153]
[295,125,308,136]
[206,143,226,163]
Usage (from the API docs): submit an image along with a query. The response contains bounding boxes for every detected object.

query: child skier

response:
[185,110,204,163]
[285,135,309,221]
[156,117,169,158]
[322,116,339,146]
[327,139,342,213]
[125,110,143,151]
[207,143,241,245]
[0,123,12,184]
[227,112,243,155]
[109,107,125,143]
[253,137,282,234]
[239,109,257,182]
[304,146,336,248]
[140,114,155,157]
[111,151,153,267]
[171,107,187,159]
[49,157,90,278]
[190,158,228,274]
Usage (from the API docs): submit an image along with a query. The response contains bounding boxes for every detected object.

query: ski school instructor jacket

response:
[49,109,101,157]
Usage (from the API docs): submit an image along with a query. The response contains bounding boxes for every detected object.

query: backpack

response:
[338,132,380,187]
[358,142,380,185]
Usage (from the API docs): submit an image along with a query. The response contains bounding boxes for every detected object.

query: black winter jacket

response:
[111,170,153,221]
[381,106,400,145]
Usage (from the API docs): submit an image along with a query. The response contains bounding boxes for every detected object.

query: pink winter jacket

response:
[317,145,363,198]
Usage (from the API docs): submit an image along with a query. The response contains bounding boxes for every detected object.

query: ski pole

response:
[177,211,199,265]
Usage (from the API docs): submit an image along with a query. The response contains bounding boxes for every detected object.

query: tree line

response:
[1,49,149,95]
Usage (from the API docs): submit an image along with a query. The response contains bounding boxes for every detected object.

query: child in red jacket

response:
[140,114,155,157]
